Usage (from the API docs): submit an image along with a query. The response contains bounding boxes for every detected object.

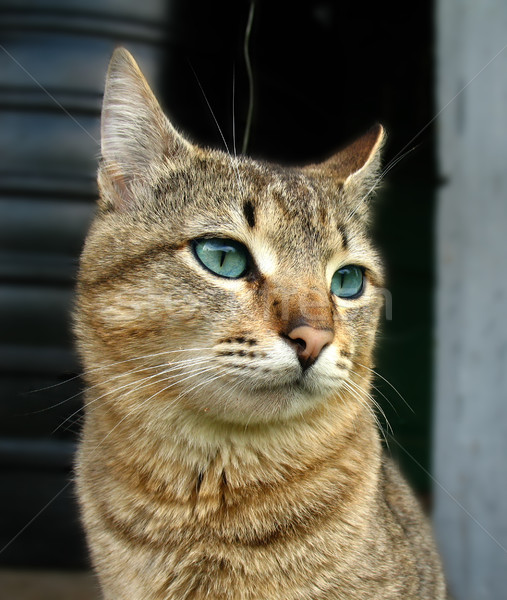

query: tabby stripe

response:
[95,499,170,551]
[80,242,181,288]
[338,225,349,249]
[243,199,256,227]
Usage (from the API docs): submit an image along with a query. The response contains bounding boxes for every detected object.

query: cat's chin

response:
[191,373,344,426]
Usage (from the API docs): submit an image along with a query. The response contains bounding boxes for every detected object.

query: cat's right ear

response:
[99,48,191,211]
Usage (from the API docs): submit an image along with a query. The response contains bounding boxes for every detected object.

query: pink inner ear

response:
[324,124,384,180]
[100,160,134,212]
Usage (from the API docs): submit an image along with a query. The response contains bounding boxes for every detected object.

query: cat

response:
[74,48,448,599]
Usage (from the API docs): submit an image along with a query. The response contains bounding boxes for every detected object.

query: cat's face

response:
[75,49,385,426]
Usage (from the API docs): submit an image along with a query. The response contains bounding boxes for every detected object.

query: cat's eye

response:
[331,265,364,298]
[193,238,250,279]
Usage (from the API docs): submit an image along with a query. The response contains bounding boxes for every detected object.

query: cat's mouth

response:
[254,368,337,397]
[293,371,315,388]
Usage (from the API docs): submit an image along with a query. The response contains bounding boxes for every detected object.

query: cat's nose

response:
[286,325,334,370]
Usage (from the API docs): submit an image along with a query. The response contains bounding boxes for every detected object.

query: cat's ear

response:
[304,124,385,205]
[99,47,191,210]
[325,124,384,183]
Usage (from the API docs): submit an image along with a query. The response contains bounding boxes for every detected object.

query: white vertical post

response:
[435,1,507,599]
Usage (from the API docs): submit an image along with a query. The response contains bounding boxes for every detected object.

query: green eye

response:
[331,265,364,298]
[193,238,249,279]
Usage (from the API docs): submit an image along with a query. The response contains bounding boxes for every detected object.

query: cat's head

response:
[75,48,385,427]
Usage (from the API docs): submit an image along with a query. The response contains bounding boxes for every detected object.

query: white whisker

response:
[188,62,245,192]
[175,368,230,409]
[53,369,170,434]
[342,379,391,448]
[344,145,419,224]
[232,64,237,158]
[28,347,214,396]
[348,378,392,433]
[84,364,219,460]
[353,361,415,414]
[53,357,213,434]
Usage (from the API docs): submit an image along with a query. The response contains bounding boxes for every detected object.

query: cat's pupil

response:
[193,238,249,279]
[331,265,364,298]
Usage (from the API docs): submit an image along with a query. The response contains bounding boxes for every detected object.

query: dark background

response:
[0,0,435,568]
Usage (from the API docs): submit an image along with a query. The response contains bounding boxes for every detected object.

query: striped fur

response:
[74,49,447,599]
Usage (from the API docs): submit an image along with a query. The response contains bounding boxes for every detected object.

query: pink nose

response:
[287,325,334,370]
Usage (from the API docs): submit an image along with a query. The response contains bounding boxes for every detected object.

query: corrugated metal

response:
[0,0,167,567]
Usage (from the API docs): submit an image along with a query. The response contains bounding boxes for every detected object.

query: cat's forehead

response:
[156,164,374,293]
[174,153,350,228]
[154,152,368,270]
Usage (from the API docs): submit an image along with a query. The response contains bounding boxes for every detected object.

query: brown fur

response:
[74,48,447,599]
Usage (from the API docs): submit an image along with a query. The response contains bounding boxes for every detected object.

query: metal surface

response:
[0,0,166,567]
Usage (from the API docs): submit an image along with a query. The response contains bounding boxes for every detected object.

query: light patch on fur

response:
[248,237,278,276]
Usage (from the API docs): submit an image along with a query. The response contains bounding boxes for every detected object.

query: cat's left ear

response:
[99,48,192,210]
[304,124,385,205]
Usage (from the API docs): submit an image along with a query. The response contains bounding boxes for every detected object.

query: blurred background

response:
[0,1,505,599]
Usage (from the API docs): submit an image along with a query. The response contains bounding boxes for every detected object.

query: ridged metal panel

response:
[0,0,167,567]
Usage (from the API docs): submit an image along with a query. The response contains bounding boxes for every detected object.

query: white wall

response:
[435,1,507,598]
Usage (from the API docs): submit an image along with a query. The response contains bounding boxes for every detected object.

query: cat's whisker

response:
[84,364,220,460]
[341,379,391,447]
[95,358,214,404]
[160,365,220,400]
[26,347,214,398]
[352,360,415,414]
[77,347,215,378]
[174,368,231,411]
[347,365,399,416]
[29,359,189,416]
[344,145,419,224]
[53,369,171,434]
[173,365,225,402]
[241,0,256,155]
[370,382,399,416]
[26,387,85,416]
[232,64,237,159]
[346,376,393,433]
[188,63,245,193]
[380,144,420,181]
[93,357,213,404]
[116,364,222,421]
[54,358,214,434]
[59,412,86,435]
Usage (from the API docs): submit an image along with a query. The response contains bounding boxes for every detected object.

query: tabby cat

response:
[75,48,447,599]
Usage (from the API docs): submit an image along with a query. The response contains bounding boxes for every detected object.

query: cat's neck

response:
[81,388,382,568]
[86,387,381,499]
